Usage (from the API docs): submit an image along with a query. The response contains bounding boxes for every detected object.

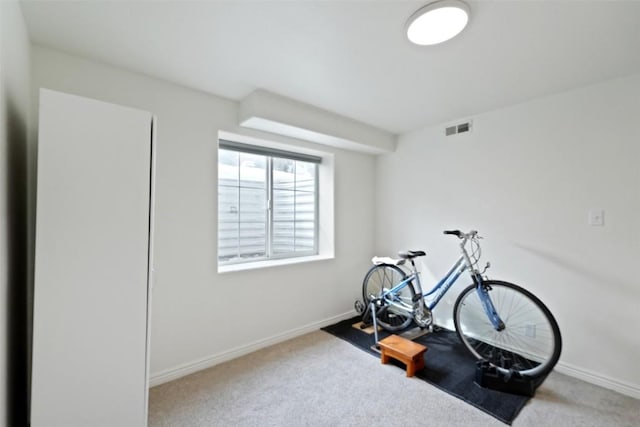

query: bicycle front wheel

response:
[453,280,562,377]
[362,264,414,332]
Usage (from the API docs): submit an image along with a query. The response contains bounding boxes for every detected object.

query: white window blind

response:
[218,141,319,264]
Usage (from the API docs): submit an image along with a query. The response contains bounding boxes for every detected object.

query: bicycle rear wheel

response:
[453,280,561,377]
[362,264,414,332]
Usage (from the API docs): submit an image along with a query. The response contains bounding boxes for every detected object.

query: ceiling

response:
[20,0,640,135]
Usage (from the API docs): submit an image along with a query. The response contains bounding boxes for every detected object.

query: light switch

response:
[588,209,604,226]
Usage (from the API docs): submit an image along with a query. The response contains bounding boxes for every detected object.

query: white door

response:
[31,89,153,427]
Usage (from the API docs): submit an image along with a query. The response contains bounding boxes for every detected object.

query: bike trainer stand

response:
[365,301,431,353]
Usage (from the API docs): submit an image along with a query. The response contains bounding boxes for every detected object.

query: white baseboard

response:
[554,361,640,400]
[149,310,357,387]
[151,312,640,401]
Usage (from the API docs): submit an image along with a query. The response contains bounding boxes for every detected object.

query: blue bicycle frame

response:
[379,252,505,331]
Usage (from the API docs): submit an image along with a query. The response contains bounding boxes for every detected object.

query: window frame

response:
[218,140,321,266]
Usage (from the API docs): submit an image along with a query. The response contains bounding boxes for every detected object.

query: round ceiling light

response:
[406,0,470,46]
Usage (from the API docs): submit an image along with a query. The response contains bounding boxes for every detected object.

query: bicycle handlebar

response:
[443,229,478,239]
[444,230,483,269]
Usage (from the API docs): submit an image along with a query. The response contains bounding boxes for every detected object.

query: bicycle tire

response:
[453,280,562,377]
[362,264,414,332]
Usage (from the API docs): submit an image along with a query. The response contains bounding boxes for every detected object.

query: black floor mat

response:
[322,316,538,425]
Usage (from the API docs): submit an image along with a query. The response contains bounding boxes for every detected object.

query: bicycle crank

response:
[413,305,433,328]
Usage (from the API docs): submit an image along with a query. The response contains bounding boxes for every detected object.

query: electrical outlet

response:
[588,209,605,226]
[525,323,536,338]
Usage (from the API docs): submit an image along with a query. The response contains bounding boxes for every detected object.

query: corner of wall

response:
[1,2,33,426]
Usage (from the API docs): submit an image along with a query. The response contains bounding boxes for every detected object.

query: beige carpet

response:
[149,331,640,426]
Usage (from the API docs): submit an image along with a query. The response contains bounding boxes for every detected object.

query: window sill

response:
[218,254,334,274]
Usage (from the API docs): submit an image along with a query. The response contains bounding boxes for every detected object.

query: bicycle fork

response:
[473,274,506,331]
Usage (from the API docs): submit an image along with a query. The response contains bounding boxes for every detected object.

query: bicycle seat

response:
[398,250,426,259]
[372,256,406,266]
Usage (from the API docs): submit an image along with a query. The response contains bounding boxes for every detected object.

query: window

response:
[218,140,321,265]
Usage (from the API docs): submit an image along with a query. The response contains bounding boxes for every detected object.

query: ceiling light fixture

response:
[406,0,470,46]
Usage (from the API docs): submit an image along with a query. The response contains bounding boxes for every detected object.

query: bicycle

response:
[356,229,562,378]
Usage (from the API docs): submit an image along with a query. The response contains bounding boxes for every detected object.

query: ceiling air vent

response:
[445,120,472,136]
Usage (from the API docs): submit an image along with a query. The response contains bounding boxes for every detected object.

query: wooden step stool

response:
[378,334,428,377]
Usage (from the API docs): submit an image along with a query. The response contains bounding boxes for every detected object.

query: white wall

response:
[376,73,640,398]
[0,2,31,426]
[30,46,375,383]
